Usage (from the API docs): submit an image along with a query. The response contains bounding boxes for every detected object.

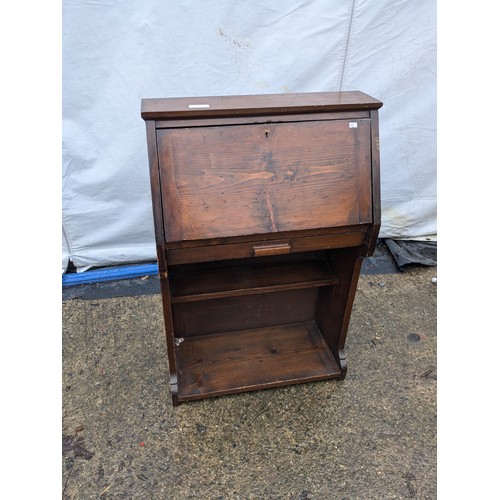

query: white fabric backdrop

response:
[62,0,436,272]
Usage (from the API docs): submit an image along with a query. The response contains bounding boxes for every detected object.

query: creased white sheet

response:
[63,0,436,271]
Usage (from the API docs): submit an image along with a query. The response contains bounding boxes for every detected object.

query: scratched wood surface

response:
[157,119,372,242]
[172,287,320,338]
[169,257,337,303]
[141,90,382,119]
[175,321,341,400]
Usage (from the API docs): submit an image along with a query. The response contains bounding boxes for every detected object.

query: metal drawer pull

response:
[252,243,291,257]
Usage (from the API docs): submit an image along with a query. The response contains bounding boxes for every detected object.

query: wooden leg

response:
[316,248,364,378]
[157,247,179,405]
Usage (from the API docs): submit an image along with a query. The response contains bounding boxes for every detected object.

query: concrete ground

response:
[62,265,437,499]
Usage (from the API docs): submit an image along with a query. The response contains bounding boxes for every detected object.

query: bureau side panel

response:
[145,120,166,246]
[367,109,381,254]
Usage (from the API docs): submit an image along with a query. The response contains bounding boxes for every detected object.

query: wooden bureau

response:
[141,91,382,406]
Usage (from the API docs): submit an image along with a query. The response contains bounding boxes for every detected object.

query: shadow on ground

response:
[62,266,436,499]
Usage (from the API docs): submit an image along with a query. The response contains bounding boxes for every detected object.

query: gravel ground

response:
[62,266,437,499]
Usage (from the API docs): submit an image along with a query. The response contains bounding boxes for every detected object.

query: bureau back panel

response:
[171,288,319,338]
[157,119,372,242]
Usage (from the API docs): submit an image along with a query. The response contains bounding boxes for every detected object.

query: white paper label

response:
[188,104,210,109]
[349,122,358,128]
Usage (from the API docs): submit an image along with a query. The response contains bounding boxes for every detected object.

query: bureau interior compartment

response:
[168,251,343,400]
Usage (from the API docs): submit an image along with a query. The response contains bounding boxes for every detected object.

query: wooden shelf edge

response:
[177,371,342,402]
[170,258,338,303]
[170,278,338,303]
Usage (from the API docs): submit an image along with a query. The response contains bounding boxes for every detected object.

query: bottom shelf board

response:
[175,321,341,401]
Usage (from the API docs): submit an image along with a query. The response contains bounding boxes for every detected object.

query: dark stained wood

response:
[164,224,370,249]
[147,122,178,403]
[154,132,182,244]
[141,91,382,405]
[317,248,365,376]
[367,109,381,254]
[145,121,165,246]
[172,288,320,338]
[170,258,337,303]
[141,91,382,120]
[169,249,327,272]
[175,322,341,401]
[156,257,179,404]
[157,119,372,242]
[166,231,367,265]
[154,111,370,129]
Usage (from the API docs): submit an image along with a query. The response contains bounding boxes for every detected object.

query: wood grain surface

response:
[175,321,341,400]
[169,257,337,303]
[142,91,382,404]
[141,91,382,119]
[158,119,372,242]
[172,288,320,338]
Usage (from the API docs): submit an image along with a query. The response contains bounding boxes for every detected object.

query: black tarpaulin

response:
[384,239,437,271]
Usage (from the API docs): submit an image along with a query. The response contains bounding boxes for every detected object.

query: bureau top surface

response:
[141,91,382,120]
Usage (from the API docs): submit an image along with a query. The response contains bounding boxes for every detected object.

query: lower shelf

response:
[175,321,341,401]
